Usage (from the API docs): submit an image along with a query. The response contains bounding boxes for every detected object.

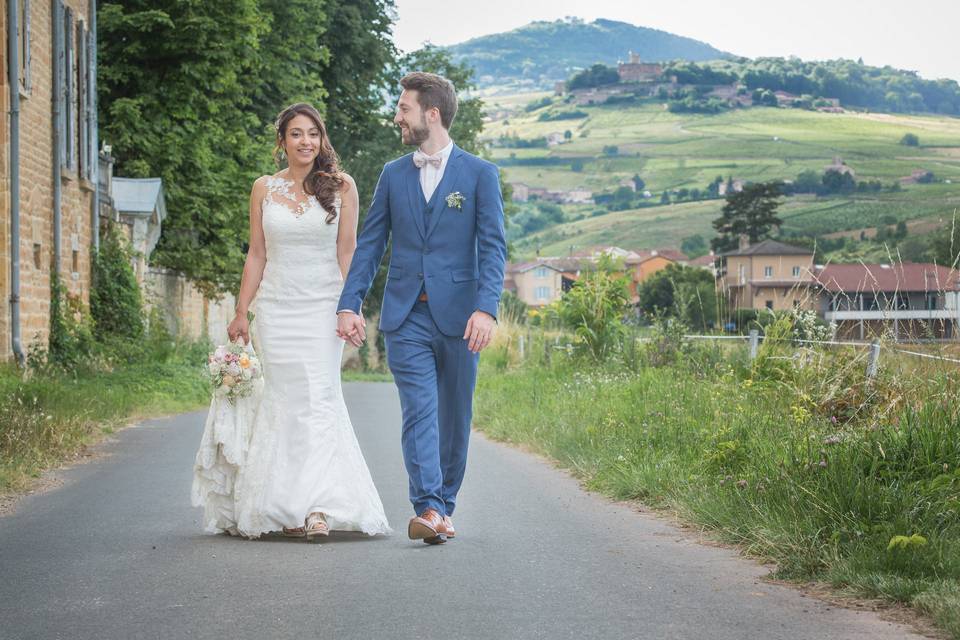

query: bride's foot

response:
[305,512,329,541]
[282,526,306,538]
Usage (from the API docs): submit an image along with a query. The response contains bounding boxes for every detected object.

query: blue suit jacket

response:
[338,144,507,337]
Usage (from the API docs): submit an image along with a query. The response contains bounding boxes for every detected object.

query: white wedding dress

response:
[192,175,391,538]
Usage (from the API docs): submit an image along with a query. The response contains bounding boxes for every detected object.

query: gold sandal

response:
[282,526,306,538]
[305,512,329,541]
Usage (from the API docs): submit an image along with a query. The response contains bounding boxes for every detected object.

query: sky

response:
[392,0,960,82]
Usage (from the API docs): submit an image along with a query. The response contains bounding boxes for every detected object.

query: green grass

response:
[0,345,395,493]
[474,334,960,637]
[513,189,960,258]
[0,346,212,492]
[487,94,960,257]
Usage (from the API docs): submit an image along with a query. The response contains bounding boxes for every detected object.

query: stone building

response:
[1,0,100,362]
[617,51,663,84]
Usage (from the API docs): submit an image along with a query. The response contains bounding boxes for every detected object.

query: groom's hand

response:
[337,311,366,347]
[464,311,495,353]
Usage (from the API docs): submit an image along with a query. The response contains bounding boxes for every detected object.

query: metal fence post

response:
[866,340,881,379]
[749,329,760,360]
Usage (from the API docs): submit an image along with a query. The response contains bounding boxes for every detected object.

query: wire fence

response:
[511,328,960,378]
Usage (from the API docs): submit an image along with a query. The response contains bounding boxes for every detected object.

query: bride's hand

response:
[337,311,366,347]
[227,313,250,345]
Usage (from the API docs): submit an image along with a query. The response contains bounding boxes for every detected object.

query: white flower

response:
[214,346,227,360]
[226,363,242,377]
[208,362,221,376]
[445,191,465,210]
[241,368,252,381]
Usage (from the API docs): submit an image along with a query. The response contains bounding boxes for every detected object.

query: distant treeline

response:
[568,57,960,116]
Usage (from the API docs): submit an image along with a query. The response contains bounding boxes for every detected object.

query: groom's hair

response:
[400,72,458,130]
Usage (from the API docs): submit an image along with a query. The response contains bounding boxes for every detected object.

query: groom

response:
[336,72,507,544]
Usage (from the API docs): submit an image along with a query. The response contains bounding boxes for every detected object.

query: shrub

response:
[900,133,920,146]
[554,255,631,361]
[91,223,144,341]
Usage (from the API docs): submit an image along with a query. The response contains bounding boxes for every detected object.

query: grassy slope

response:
[474,333,960,637]
[485,96,960,258]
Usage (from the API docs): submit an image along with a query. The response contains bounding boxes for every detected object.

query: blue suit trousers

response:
[384,301,479,517]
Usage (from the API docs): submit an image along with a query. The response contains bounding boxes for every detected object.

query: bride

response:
[192,103,391,540]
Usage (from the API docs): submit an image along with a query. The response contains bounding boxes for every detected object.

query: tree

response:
[98,0,267,297]
[793,169,822,194]
[564,130,573,140]
[822,169,856,194]
[315,0,399,212]
[711,182,784,252]
[930,216,960,267]
[681,234,708,258]
[900,133,920,146]
[567,63,620,91]
[637,264,717,329]
[632,174,646,192]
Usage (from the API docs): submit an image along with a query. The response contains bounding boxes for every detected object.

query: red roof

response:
[625,249,689,264]
[690,254,717,267]
[815,263,960,294]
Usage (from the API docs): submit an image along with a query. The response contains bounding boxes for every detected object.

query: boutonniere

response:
[445,191,465,210]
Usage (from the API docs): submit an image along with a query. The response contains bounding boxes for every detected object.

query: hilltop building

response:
[617,52,663,84]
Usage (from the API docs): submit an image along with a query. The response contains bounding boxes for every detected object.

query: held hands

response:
[227,312,250,345]
[336,311,367,347]
[464,311,495,353]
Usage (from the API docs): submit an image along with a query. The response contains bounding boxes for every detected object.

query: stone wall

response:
[0,0,97,360]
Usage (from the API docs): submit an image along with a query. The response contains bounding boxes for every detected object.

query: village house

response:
[899,169,934,185]
[718,179,744,196]
[717,239,818,312]
[504,258,590,307]
[563,188,593,204]
[825,156,855,177]
[546,131,565,147]
[510,182,530,203]
[1,0,100,363]
[816,263,959,340]
[717,239,960,340]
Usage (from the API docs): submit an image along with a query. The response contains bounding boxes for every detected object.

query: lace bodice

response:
[257,175,342,301]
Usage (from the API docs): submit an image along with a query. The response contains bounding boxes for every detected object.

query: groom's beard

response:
[400,115,430,146]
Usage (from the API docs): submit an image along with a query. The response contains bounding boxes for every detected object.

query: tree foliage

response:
[553,255,632,361]
[567,63,620,90]
[711,182,784,252]
[637,264,717,330]
[90,224,144,340]
[98,0,267,298]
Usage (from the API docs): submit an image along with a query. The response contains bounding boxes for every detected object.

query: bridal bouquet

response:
[205,338,262,404]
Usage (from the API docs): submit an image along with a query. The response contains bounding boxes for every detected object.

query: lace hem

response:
[191,380,263,534]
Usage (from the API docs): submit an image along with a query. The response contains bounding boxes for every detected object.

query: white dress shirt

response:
[336,140,455,316]
[419,140,454,202]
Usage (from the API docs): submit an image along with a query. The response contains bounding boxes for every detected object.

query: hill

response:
[483,94,960,261]
[447,17,730,88]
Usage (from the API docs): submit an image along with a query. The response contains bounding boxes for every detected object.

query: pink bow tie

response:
[413,150,443,169]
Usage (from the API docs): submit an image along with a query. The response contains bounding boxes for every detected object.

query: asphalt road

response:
[0,382,920,640]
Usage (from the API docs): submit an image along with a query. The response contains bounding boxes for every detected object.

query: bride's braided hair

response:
[274,103,344,223]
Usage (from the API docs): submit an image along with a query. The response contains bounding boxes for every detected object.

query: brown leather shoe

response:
[443,516,455,539]
[408,508,448,545]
